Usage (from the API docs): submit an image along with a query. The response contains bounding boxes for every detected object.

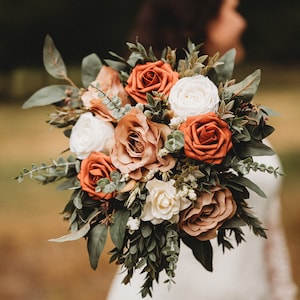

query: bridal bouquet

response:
[16,35,282,297]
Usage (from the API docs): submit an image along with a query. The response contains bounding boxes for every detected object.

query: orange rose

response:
[180,187,237,241]
[81,66,131,121]
[179,112,232,164]
[125,61,179,104]
[78,152,116,200]
[110,108,176,180]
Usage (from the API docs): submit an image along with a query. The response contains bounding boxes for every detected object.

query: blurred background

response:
[1,0,300,299]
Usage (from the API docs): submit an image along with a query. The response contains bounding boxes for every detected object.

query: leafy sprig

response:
[15,155,80,185]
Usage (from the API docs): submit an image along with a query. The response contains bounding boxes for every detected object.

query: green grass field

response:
[1,65,299,299]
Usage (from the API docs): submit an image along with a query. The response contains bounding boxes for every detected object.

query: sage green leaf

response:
[43,35,67,79]
[48,222,91,242]
[104,59,127,71]
[224,69,261,102]
[209,49,236,84]
[182,236,213,271]
[22,85,77,109]
[81,53,102,88]
[110,210,130,249]
[229,175,266,198]
[87,224,108,270]
[141,223,152,238]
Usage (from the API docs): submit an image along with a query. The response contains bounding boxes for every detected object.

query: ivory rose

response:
[81,65,131,121]
[141,178,191,225]
[179,112,232,164]
[70,112,114,159]
[125,61,179,104]
[180,186,237,241]
[77,152,116,200]
[168,74,220,120]
[110,108,175,180]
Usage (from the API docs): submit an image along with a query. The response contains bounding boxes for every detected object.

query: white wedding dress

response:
[106,149,298,300]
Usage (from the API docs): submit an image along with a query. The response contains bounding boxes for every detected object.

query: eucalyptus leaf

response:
[182,236,213,271]
[81,53,102,88]
[87,224,108,270]
[110,210,130,249]
[209,49,236,85]
[48,222,91,242]
[104,59,127,71]
[224,69,261,102]
[22,85,78,109]
[43,35,68,79]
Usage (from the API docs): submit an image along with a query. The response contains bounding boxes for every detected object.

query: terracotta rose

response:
[81,66,131,121]
[180,186,237,241]
[179,112,232,164]
[77,152,116,200]
[125,61,179,104]
[110,108,176,180]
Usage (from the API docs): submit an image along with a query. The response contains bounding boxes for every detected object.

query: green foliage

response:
[22,85,79,109]
[228,174,266,198]
[81,53,102,88]
[181,236,213,271]
[43,35,68,80]
[237,200,267,239]
[15,155,80,185]
[87,223,108,270]
[208,49,236,85]
[223,69,261,103]
[164,130,184,153]
[109,221,180,298]
[110,210,130,249]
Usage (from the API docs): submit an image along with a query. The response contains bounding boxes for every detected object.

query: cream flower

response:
[70,112,114,159]
[141,178,191,225]
[168,74,220,120]
[127,217,140,234]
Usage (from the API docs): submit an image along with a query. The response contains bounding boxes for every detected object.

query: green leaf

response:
[22,85,77,109]
[229,175,266,198]
[235,140,275,157]
[48,222,91,242]
[110,210,130,249]
[141,223,152,238]
[182,236,213,271]
[224,69,261,102]
[81,53,102,88]
[43,34,68,79]
[209,49,236,84]
[87,224,108,270]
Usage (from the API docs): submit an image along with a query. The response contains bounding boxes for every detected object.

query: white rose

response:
[70,112,114,159]
[141,178,190,225]
[168,74,220,120]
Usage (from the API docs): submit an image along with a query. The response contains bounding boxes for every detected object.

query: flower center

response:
[128,132,144,153]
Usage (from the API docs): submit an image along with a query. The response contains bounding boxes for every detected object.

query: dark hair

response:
[129,0,223,55]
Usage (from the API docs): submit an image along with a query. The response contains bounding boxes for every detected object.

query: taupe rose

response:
[110,108,176,180]
[179,186,237,241]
